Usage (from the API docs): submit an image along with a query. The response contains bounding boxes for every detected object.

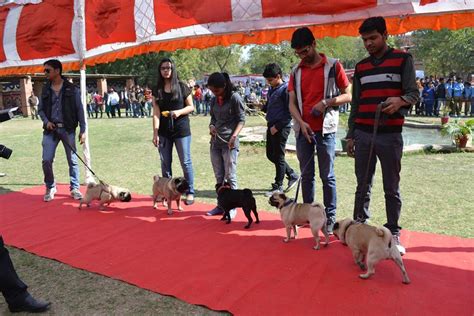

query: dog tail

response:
[376,226,393,247]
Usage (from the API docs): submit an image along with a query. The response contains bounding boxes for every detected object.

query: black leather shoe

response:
[9,294,51,313]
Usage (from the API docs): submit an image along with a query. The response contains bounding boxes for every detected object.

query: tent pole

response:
[76,0,94,184]
[80,63,94,184]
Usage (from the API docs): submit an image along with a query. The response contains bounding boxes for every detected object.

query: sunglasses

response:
[294,46,311,57]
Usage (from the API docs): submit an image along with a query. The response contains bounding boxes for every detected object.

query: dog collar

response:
[282,199,295,208]
[217,185,230,194]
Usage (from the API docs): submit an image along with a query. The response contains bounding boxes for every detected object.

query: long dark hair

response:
[156,58,180,100]
[207,72,234,101]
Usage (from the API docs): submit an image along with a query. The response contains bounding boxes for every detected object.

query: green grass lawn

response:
[0,115,472,314]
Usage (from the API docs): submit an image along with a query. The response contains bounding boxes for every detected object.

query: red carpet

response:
[0,185,472,315]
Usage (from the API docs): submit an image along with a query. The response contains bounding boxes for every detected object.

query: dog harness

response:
[98,184,112,201]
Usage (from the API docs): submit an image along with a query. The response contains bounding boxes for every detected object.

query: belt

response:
[55,123,65,128]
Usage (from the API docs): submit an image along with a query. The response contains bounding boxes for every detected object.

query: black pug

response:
[216,182,260,229]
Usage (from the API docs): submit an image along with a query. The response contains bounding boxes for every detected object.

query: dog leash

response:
[356,102,385,221]
[293,134,318,203]
[213,132,230,144]
[52,128,108,186]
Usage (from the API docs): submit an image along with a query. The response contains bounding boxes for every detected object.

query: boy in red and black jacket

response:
[346,17,419,256]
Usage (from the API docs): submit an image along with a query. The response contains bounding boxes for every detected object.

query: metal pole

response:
[76,0,94,184]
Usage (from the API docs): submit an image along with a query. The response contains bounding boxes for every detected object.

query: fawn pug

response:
[333,218,410,284]
[79,182,131,210]
[268,192,329,250]
[152,175,189,215]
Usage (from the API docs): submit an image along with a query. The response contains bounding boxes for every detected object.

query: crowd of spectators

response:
[413,76,473,117]
[82,74,473,120]
[85,85,154,119]
[189,80,271,116]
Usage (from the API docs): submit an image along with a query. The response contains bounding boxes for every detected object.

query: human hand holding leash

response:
[46,122,56,131]
[382,97,407,115]
[300,121,314,143]
[228,135,237,149]
[170,110,180,119]
[209,125,217,136]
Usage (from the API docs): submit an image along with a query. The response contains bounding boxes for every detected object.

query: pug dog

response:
[333,218,410,284]
[78,182,132,210]
[269,192,329,250]
[216,183,259,229]
[152,175,190,215]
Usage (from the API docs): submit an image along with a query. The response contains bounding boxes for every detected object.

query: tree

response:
[316,36,367,69]
[87,52,167,88]
[243,42,299,75]
[411,28,474,78]
[196,45,247,75]
[243,37,367,76]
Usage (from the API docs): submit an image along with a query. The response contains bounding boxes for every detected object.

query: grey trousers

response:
[210,140,239,190]
[353,129,403,235]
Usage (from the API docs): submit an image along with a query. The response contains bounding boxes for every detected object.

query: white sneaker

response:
[44,186,57,202]
[229,208,237,219]
[392,235,406,256]
[264,184,283,197]
[70,188,83,200]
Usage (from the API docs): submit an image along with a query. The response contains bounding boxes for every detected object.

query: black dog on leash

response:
[216,182,260,229]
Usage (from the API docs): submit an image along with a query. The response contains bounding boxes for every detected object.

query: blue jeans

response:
[158,135,195,195]
[42,128,80,190]
[296,132,336,222]
[203,101,210,115]
[210,141,239,190]
[353,129,403,235]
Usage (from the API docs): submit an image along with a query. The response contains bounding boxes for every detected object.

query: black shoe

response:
[9,294,51,313]
[285,174,299,193]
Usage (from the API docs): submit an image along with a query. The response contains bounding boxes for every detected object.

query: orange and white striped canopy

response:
[0,0,472,75]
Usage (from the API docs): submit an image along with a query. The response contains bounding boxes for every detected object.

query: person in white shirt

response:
[107,88,121,118]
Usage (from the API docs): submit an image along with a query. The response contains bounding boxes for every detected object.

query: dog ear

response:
[333,222,339,230]
[279,193,287,200]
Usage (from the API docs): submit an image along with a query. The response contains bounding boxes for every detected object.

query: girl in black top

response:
[152,58,195,205]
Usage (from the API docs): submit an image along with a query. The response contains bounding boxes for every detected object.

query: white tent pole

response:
[76,0,94,184]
